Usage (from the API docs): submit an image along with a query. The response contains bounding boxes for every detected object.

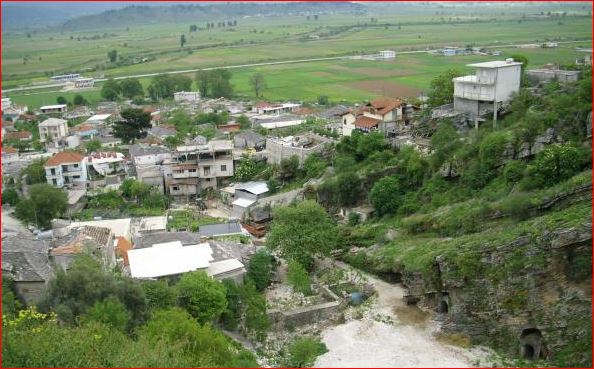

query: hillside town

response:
[1,2,592,368]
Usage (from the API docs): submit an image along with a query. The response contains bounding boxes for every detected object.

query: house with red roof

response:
[44,151,88,188]
[4,131,33,141]
[340,97,406,136]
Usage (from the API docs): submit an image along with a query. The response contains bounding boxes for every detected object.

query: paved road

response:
[3,39,590,94]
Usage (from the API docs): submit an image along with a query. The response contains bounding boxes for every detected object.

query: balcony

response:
[454,91,495,101]
[453,75,495,85]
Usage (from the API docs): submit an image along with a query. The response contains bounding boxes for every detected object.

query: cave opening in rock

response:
[523,344,536,360]
[439,300,449,313]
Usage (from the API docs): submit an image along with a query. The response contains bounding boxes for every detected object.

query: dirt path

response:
[314,262,490,368]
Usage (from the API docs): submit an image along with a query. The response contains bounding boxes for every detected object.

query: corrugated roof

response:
[198,220,243,237]
[237,181,269,195]
[232,198,257,208]
[44,151,85,166]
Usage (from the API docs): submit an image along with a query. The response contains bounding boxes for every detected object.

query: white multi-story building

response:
[38,118,69,143]
[44,151,88,188]
[453,59,522,119]
[378,50,396,59]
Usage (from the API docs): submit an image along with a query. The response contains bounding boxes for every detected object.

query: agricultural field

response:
[2,8,591,85]
[7,43,590,108]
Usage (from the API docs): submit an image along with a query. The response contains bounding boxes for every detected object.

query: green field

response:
[3,3,591,107]
[2,6,591,86]
[7,43,590,108]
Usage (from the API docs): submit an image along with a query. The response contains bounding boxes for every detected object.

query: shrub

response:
[287,260,312,295]
[284,337,328,367]
[503,160,526,184]
[369,176,402,216]
[247,250,274,291]
[347,212,361,226]
[498,193,534,220]
[83,297,131,332]
[176,271,227,323]
[2,188,20,206]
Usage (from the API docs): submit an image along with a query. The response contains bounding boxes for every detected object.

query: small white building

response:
[378,50,396,59]
[73,78,94,88]
[40,104,68,114]
[2,97,12,110]
[453,59,522,118]
[253,102,301,115]
[38,117,69,143]
[174,91,200,103]
[44,151,88,188]
[50,74,81,82]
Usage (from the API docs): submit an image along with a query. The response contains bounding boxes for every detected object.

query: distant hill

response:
[1,2,131,30]
[58,2,367,31]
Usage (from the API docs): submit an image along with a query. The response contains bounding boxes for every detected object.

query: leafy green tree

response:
[101,79,120,101]
[303,153,327,179]
[369,176,403,216]
[73,94,87,105]
[317,95,329,105]
[249,73,266,97]
[195,70,210,97]
[234,157,258,182]
[141,279,177,311]
[2,188,20,206]
[85,139,102,153]
[209,69,233,98]
[241,280,269,342]
[528,144,588,188]
[112,108,152,144]
[503,160,526,184]
[287,260,312,295]
[236,114,251,129]
[284,337,328,367]
[479,131,510,169]
[267,200,339,270]
[107,49,118,62]
[427,69,463,107]
[176,271,227,323]
[2,277,22,317]
[84,297,131,332]
[169,109,194,134]
[15,184,68,229]
[119,78,144,99]
[429,121,460,170]
[164,134,183,149]
[139,308,257,367]
[41,255,147,327]
[336,172,361,206]
[355,131,387,161]
[220,279,242,330]
[247,250,275,291]
[56,96,68,105]
[23,158,48,184]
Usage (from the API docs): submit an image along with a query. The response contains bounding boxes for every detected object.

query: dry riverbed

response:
[313,263,492,368]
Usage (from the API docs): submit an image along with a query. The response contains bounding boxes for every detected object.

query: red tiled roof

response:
[44,151,85,166]
[3,147,18,154]
[368,97,403,116]
[5,131,32,140]
[355,116,382,129]
[115,237,132,266]
[254,101,271,109]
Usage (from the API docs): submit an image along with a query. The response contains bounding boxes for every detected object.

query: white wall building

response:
[453,59,522,118]
[44,151,88,188]
[40,104,68,114]
[379,50,396,59]
[38,118,69,143]
[174,91,200,103]
[2,97,12,110]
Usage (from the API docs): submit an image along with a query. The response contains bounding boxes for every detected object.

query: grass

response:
[7,44,588,109]
[166,210,223,232]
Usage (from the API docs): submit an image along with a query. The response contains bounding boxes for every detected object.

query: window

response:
[174,170,184,174]
[172,186,179,191]
[52,179,57,185]
[50,168,56,175]
[189,169,197,173]
[343,118,347,124]
[220,165,227,172]
[204,166,211,176]
[73,175,80,179]
[73,163,78,168]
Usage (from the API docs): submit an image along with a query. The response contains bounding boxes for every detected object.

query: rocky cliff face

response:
[397,223,592,366]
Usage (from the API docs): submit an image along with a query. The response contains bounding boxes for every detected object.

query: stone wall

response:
[268,286,345,328]
[399,223,592,365]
